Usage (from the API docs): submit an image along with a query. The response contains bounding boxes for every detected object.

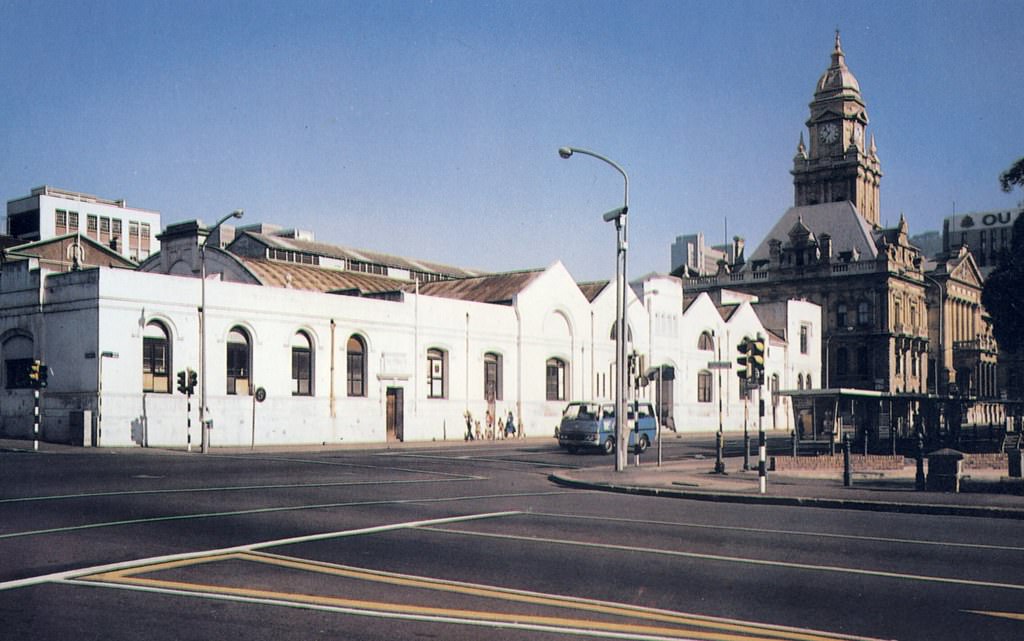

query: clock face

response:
[819,123,840,144]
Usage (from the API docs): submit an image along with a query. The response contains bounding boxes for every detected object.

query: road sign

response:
[707,361,733,369]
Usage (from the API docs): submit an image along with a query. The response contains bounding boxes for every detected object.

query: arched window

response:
[143,321,171,393]
[805,373,813,389]
[697,331,714,351]
[427,348,447,399]
[2,334,34,390]
[797,373,804,390]
[226,327,251,395]
[546,358,567,401]
[697,370,713,403]
[484,352,502,401]
[292,331,313,396]
[771,373,780,407]
[609,323,633,343]
[347,335,366,397]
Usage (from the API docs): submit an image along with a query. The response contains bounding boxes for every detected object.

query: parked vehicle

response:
[557,401,658,454]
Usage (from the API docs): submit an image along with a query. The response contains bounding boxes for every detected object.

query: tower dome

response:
[815,31,863,103]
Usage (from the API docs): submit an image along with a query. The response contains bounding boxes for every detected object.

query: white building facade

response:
[0,222,821,448]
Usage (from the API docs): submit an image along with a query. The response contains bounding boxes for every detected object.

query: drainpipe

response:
[329,319,336,418]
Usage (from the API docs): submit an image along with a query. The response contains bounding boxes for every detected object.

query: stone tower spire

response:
[791,33,883,227]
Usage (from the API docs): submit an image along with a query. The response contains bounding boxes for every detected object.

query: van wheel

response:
[637,435,650,453]
[601,438,615,455]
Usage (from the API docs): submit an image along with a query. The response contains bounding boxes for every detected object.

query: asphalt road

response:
[2,437,1022,640]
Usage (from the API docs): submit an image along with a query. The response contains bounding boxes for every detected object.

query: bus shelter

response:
[778,388,935,448]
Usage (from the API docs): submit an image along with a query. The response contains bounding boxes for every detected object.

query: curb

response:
[548,473,1024,521]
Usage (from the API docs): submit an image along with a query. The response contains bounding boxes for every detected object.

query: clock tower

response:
[792,32,882,227]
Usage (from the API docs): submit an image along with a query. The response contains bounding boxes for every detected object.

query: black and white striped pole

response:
[758,390,767,494]
[33,387,40,452]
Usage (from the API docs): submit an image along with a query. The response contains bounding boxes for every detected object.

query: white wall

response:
[0,262,822,447]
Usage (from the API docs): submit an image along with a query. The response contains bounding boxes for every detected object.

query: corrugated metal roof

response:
[414,269,544,304]
[239,258,409,295]
[241,232,486,279]
[577,280,610,302]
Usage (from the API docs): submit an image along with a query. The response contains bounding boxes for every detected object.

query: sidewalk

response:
[549,455,1024,520]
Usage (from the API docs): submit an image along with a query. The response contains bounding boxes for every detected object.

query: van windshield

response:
[563,403,601,420]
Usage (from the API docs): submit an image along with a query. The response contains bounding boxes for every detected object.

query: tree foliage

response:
[999,156,1024,193]
[983,157,1024,351]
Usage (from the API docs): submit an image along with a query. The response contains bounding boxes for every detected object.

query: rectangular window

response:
[800,325,809,354]
[142,337,169,393]
[87,215,98,239]
[428,350,446,399]
[292,348,311,396]
[697,371,713,403]
[100,217,111,245]
[5,358,34,389]
[140,223,151,255]
[68,211,79,232]
[129,222,140,252]
[227,343,250,395]
[55,210,68,235]
[484,353,503,401]
[546,359,566,401]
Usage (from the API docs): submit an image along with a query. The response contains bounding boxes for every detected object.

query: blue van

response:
[557,401,658,454]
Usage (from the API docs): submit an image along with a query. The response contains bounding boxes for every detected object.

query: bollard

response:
[915,431,926,490]
[843,434,852,487]
[791,430,798,458]
[758,429,767,494]
[714,431,726,474]
[743,433,750,471]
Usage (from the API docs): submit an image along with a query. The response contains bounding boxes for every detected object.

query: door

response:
[657,366,675,431]
[386,387,404,442]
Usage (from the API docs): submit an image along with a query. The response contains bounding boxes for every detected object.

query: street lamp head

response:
[558,147,574,159]
[231,209,244,219]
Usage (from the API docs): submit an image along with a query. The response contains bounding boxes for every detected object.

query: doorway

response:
[386,387,404,442]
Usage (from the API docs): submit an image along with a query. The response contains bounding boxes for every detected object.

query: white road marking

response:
[531,511,1024,553]
[0,511,520,592]
[0,491,572,541]
[422,526,1024,593]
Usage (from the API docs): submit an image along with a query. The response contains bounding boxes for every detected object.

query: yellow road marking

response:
[964,610,1024,622]
[79,551,884,641]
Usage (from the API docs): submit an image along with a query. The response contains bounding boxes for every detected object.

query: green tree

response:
[983,157,1024,351]
[999,156,1024,193]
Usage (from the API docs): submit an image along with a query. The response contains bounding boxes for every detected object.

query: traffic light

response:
[750,336,766,384]
[38,363,48,389]
[28,360,41,385]
[736,338,752,381]
[177,370,188,394]
[188,369,198,395]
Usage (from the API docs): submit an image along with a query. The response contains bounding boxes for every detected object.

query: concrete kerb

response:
[547,470,1024,521]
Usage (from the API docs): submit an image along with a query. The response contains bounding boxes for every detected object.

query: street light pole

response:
[199,210,243,454]
[559,146,630,472]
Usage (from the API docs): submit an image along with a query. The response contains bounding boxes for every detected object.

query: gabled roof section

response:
[414,269,544,305]
[747,201,877,265]
[238,257,410,295]
[4,233,137,270]
[577,280,610,302]
[235,231,487,279]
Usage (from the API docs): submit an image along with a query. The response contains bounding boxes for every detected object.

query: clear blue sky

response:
[2,0,1021,281]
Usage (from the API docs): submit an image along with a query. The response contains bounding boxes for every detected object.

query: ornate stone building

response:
[680,34,929,398]
[677,33,1003,431]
